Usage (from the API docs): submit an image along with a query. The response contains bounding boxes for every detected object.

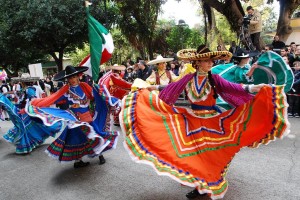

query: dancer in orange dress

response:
[120,45,290,199]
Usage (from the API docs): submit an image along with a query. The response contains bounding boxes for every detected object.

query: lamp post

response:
[176,19,188,49]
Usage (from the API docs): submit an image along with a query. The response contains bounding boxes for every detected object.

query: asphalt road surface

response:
[0,118,299,200]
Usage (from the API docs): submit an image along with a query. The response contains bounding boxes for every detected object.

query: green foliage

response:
[215,14,237,46]
[0,0,47,74]
[0,0,119,73]
[185,28,205,48]
[110,28,138,65]
[69,43,90,66]
[114,0,167,59]
[166,26,191,51]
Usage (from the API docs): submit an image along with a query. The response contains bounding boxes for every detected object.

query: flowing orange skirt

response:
[120,85,289,199]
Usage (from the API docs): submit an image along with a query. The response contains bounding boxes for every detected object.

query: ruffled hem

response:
[120,85,290,199]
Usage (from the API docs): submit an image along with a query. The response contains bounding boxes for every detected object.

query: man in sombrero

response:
[119,44,290,199]
[29,65,119,168]
[98,64,132,126]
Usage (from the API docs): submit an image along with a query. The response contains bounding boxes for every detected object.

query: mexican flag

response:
[80,2,114,81]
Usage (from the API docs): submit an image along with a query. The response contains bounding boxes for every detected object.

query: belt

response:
[191,104,222,113]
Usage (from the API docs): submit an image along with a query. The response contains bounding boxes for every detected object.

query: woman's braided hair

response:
[207,71,218,99]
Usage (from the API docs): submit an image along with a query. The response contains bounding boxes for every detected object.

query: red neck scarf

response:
[31,82,93,107]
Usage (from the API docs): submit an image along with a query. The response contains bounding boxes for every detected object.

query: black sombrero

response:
[53,65,89,81]
[232,48,260,58]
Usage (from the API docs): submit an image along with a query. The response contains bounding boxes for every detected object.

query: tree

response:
[197,0,300,45]
[0,0,47,76]
[166,25,191,52]
[114,0,167,60]
[0,0,119,72]
[151,19,175,56]
[267,0,300,41]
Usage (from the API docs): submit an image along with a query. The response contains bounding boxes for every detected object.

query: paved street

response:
[0,118,299,200]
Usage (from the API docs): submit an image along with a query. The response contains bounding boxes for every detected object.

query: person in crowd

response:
[214,45,226,65]
[287,61,300,118]
[11,81,22,105]
[280,47,294,67]
[119,44,289,200]
[229,41,238,54]
[137,60,153,81]
[32,81,45,98]
[290,45,300,65]
[44,77,54,94]
[170,61,179,76]
[290,42,297,55]
[272,35,286,53]
[0,80,10,120]
[282,55,290,65]
[246,6,262,51]
[123,65,136,83]
[29,66,119,167]
[287,46,292,54]
[264,44,273,52]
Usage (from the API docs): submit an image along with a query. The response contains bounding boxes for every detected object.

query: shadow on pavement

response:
[51,166,92,185]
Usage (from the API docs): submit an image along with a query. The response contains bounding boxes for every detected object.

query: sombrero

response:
[11,73,40,83]
[108,64,126,71]
[177,44,232,61]
[53,65,89,81]
[232,48,260,58]
[147,55,174,65]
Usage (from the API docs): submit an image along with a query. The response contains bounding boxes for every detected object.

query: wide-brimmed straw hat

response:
[177,44,232,61]
[108,64,126,71]
[147,55,174,65]
[53,65,89,81]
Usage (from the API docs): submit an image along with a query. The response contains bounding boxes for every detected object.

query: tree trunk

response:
[207,7,226,49]
[276,0,300,42]
[148,41,154,60]
[50,51,63,72]
[201,0,244,34]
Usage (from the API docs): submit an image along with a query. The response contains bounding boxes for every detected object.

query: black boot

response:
[99,155,106,165]
[186,188,206,199]
[74,160,90,168]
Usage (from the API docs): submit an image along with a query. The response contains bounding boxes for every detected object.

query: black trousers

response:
[287,94,300,115]
[250,32,261,51]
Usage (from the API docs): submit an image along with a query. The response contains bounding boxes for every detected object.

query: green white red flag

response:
[80,2,114,81]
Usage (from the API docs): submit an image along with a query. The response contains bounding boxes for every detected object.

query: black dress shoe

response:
[99,155,106,165]
[74,160,90,168]
[186,188,206,199]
